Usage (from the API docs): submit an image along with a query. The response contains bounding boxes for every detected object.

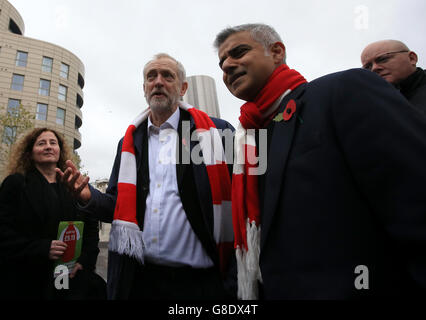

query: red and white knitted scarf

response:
[109,102,233,276]
[233,64,307,299]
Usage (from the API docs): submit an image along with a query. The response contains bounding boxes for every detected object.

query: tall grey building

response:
[183,75,220,118]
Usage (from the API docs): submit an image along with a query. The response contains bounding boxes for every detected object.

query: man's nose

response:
[153,74,165,87]
[221,57,237,75]
[371,62,383,74]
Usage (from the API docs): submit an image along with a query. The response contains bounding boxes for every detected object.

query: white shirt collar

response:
[147,107,180,132]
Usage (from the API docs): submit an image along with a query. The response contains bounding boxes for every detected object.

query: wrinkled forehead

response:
[362,42,403,62]
[144,58,179,77]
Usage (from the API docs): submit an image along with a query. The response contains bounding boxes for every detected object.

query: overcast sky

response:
[9,0,426,181]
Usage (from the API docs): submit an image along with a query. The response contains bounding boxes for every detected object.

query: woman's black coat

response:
[0,169,100,299]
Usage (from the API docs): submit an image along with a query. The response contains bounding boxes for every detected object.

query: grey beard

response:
[148,95,179,114]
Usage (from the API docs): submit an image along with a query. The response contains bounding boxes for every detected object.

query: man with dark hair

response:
[215,23,426,300]
[361,40,426,111]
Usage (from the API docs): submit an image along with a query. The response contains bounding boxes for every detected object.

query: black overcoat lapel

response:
[176,109,191,189]
[134,120,149,228]
[261,85,306,251]
[24,170,55,223]
[133,120,147,172]
[183,111,217,263]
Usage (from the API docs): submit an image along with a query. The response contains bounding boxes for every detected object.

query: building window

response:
[60,63,69,79]
[39,79,51,96]
[11,74,24,91]
[42,56,53,73]
[58,85,67,101]
[78,73,85,89]
[15,51,28,67]
[3,126,17,145]
[36,103,48,121]
[9,18,22,35]
[76,93,84,108]
[7,99,20,117]
[56,108,65,125]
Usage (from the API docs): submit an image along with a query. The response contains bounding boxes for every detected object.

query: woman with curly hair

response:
[0,128,105,300]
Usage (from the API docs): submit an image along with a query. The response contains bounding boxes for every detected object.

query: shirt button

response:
[153,209,158,213]
[152,238,157,243]
[157,183,161,188]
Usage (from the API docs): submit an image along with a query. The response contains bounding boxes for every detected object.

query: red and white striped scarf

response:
[109,102,233,276]
[233,64,307,299]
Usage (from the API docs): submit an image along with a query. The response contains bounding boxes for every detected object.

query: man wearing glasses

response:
[361,40,426,111]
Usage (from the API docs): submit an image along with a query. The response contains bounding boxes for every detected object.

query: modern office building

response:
[183,75,221,118]
[0,0,85,175]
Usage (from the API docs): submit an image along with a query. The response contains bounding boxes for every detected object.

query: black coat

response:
[259,69,426,299]
[399,67,426,112]
[0,169,100,299]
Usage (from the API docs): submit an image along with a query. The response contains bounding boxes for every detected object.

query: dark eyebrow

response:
[146,68,176,79]
[146,69,157,77]
[375,55,390,62]
[160,70,175,78]
[219,44,252,69]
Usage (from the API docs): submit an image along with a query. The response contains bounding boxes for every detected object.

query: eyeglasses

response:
[362,50,409,70]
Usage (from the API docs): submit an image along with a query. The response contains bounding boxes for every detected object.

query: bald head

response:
[361,40,418,85]
[362,40,409,56]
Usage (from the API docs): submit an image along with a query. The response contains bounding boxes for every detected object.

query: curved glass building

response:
[0,0,85,175]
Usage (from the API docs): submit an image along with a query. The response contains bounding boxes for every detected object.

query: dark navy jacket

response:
[259,68,426,299]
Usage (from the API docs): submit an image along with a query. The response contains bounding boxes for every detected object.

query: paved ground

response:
[95,241,108,281]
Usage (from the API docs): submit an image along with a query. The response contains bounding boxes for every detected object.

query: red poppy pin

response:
[273,99,297,122]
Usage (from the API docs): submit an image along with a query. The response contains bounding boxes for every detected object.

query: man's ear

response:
[270,42,286,64]
[180,81,189,96]
[408,51,418,67]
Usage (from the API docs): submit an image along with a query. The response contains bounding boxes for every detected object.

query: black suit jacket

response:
[0,169,100,299]
[86,109,235,299]
[259,68,426,299]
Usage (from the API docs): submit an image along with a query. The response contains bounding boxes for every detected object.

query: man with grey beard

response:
[58,53,236,300]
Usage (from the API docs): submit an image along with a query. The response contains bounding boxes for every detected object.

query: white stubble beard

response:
[146,92,180,115]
